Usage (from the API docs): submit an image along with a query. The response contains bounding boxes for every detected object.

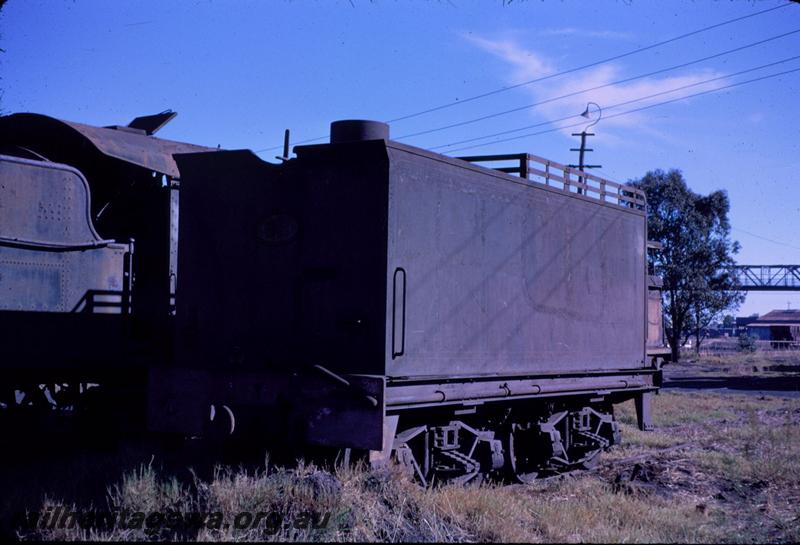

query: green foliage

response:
[629,169,744,361]
[738,333,758,353]
[722,314,735,328]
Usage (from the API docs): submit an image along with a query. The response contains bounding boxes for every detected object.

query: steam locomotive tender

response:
[0,113,666,484]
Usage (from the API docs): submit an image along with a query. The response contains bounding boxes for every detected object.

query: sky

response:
[1,0,798,316]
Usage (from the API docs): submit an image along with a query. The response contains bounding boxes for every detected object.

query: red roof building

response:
[746,309,800,342]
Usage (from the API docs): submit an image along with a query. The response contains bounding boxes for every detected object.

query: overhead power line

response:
[443,65,800,154]
[254,2,794,153]
[732,228,800,252]
[397,28,800,141]
[586,180,800,253]
[431,54,800,151]
[386,2,794,124]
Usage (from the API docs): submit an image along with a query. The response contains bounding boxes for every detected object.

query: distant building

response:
[745,310,800,342]
[736,316,760,330]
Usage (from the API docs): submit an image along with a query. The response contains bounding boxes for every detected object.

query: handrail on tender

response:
[457,153,646,211]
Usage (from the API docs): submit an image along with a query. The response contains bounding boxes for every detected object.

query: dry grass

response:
[679,350,800,375]
[697,413,800,485]
[616,391,763,429]
[15,354,800,543]
[24,460,722,543]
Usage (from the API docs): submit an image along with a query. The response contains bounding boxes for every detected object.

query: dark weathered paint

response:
[126,110,178,136]
[0,112,661,460]
[0,113,216,178]
[0,155,130,313]
[385,373,654,408]
[168,131,655,448]
[174,137,646,381]
[385,143,646,377]
[173,144,390,375]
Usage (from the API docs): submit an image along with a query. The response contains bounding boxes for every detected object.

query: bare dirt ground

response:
[4,352,800,542]
[595,351,800,542]
[664,351,800,398]
[603,386,800,543]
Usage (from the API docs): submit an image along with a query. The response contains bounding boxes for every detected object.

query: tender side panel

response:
[385,147,646,377]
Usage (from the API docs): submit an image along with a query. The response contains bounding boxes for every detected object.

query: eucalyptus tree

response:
[630,169,744,361]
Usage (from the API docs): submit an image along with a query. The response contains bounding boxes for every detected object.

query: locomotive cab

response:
[0,112,215,422]
[0,154,131,314]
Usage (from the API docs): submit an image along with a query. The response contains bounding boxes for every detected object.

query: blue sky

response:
[2,0,798,316]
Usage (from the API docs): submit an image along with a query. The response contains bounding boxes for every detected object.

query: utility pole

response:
[568,131,601,194]
[568,102,602,195]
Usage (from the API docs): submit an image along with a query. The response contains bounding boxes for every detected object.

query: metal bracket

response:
[635,392,654,431]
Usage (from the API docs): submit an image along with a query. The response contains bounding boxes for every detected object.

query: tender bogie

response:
[384,398,622,485]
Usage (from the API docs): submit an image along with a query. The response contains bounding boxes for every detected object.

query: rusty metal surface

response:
[0,113,216,178]
[0,155,111,248]
[0,115,178,380]
[0,114,203,327]
[125,110,177,135]
[647,289,665,349]
[0,155,131,313]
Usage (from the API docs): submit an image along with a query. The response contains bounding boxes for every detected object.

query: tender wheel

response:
[504,422,554,483]
[506,426,539,483]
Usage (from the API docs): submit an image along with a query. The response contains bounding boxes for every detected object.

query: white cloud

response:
[465,35,728,144]
[464,35,554,81]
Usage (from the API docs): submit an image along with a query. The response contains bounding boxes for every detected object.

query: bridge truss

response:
[733,265,800,291]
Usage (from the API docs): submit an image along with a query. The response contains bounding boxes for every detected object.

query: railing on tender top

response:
[457,153,646,212]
